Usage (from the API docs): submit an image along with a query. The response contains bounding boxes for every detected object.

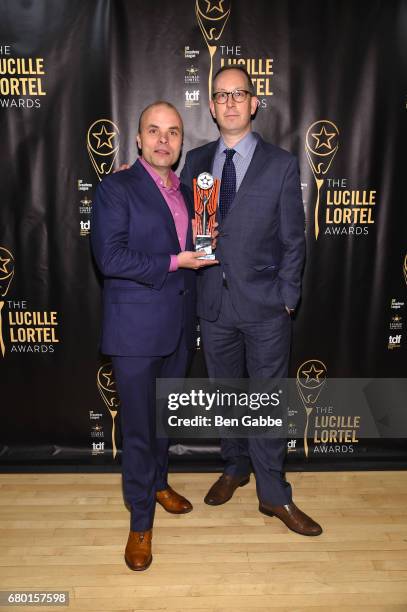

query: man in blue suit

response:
[181,66,322,536]
[91,101,217,571]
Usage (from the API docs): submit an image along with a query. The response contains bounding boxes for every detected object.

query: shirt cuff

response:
[169,254,179,272]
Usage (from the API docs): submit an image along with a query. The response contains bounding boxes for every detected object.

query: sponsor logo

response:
[91,424,104,439]
[185,89,200,108]
[97,364,120,459]
[77,179,93,192]
[305,120,377,239]
[296,360,361,456]
[390,315,402,331]
[287,438,297,452]
[80,220,90,237]
[79,196,92,215]
[296,359,327,458]
[388,334,402,349]
[87,119,120,182]
[184,46,200,59]
[0,45,46,109]
[193,2,274,106]
[0,246,60,357]
[185,65,200,84]
[305,120,339,239]
[91,441,105,455]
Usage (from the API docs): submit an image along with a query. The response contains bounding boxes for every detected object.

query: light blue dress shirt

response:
[212,131,258,194]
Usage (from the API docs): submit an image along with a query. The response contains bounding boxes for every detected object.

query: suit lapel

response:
[200,141,219,175]
[130,160,181,249]
[226,137,272,216]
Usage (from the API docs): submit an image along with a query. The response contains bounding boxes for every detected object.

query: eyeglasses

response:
[212,89,251,104]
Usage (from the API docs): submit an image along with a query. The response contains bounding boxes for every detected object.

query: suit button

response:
[178,289,189,296]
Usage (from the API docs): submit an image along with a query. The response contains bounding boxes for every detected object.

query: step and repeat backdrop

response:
[0,0,406,469]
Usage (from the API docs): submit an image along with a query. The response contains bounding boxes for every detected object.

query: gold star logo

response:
[205,0,224,13]
[101,369,116,391]
[311,125,336,151]
[301,363,325,384]
[0,256,10,276]
[92,124,116,150]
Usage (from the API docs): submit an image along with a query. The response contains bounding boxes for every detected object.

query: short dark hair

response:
[212,65,255,96]
[138,100,183,134]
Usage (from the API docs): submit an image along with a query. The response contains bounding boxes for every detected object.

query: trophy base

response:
[196,235,215,260]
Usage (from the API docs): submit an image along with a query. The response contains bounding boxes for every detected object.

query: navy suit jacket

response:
[180,135,305,322]
[91,159,196,356]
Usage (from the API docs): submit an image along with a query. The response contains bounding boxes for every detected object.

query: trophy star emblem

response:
[311,125,337,151]
[197,172,214,190]
[300,363,325,384]
[0,256,10,276]
[204,0,225,13]
[92,124,116,150]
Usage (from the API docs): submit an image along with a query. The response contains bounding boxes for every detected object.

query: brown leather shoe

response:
[124,529,153,571]
[204,473,250,506]
[259,501,323,536]
[156,486,193,514]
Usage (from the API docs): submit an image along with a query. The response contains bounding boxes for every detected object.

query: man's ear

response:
[209,99,216,119]
[251,96,259,116]
[136,135,141,149]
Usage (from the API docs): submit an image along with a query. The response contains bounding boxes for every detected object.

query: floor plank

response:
[0,471,406,611]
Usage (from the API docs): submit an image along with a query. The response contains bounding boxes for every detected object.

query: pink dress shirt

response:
[139,158,188,271]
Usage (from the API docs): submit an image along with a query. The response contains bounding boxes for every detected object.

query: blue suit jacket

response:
[91,159,196,356]
[180,135,305,322]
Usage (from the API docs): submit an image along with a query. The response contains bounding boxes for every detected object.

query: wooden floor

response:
[0,471,407,611]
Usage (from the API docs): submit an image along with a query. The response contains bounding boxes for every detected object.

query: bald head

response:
[138,101,183,136]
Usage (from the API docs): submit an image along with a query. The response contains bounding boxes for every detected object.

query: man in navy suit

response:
[91,101,217,571]
[181,66,322,536]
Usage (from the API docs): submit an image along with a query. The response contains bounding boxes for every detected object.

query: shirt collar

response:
[217,131,258,159]
[139,157,180,190]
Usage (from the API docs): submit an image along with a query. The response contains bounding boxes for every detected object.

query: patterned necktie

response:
[219,148,236,220]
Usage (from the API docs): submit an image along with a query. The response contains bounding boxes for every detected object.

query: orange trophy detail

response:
[193,172,219,260]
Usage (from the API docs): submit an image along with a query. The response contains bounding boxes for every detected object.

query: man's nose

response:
[226,93,236,108]
[159,132,168,143]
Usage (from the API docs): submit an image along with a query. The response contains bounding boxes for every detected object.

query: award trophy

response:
[193,172,219,260]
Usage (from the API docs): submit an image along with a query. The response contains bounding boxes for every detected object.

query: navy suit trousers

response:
[112,332,190,532]
[200,286,293,506]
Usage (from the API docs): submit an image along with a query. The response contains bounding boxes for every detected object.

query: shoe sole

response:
[124,555,153,571]
[156,502,193,514]
[204,476,250,506]
[258,505,323,536]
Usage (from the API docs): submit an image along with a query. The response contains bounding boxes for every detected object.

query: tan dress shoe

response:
[156,486,193,514]
[204,473,250,505]
[124,529,153,571]
[259,501,323,536]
